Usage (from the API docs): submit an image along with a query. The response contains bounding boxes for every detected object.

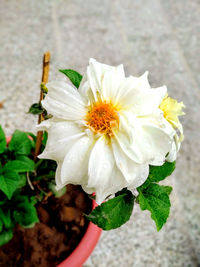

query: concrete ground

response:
[0,1,200,266]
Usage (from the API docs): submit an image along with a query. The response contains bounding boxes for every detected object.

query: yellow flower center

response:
[86,101,119,135]
[159,94,185,128]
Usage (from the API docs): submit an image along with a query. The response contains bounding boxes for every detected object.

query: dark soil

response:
[0,185,92,267]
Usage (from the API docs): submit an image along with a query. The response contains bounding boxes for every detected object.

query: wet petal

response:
[42,81,87,120]
[60,136,93,185]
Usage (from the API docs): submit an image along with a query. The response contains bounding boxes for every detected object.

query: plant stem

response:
[35,158,44,170]
[34,52,51,161]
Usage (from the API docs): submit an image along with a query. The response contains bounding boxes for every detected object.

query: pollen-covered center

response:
[86,101,119,135]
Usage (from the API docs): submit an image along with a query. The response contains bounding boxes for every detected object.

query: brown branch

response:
[34,52,51,161]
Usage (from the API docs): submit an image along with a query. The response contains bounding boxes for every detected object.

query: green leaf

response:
[16,155,35,169]
[0,220,2,232]
[13,195,39,227]
[25,132,36,150]
[0,209,13,230]
[28,103,44,115]
[148,161,176,183]
[0,229,13,246]
[0,172,21,199]
[3,159,35,173]
[137,183,172,231]
[87,190,135,230]
[9,130,32,156]
[139,161,176,190]
[18,174,27,188]
[0,199,7,206]
[0,125,6,154]
[59,69,82,88]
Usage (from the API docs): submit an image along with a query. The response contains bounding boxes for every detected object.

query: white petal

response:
[36,117,59,131]
[117,77,167,114]
[42,81,87,120]
[166,141,177,162]
[112,139,149,186]
[95,165,127,204]
[78,72,94,103]
[86,59,107,102]
[55,162,64,190]
[81,185,96,195]
[86,58,125,102]
[38,120,83,161]
[113,121,144,164]
[88,136,114,188]
[140,123,173,165]
[60,135,93,185]
[166,134,180,162]
[101,64,125,103]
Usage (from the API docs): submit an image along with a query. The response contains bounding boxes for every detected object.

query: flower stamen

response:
[86,101,119,135]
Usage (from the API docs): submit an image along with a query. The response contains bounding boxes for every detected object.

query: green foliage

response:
[25,132,36,150]
[0,172,21,199]
[59,69,82,88]
[0,209,13,230]
[87,189,135,230]
[9,130,32,156]
[0,130,36,199]
[137,184,172,231]
[0,156,35,199]
[28,103,45,115]
[3,159,35,173]
[137,161,175,230]
[0,230,13,246]
[140,161,176,189]
[0,127,58,247]
[12,194,39,228]
[0,192,39,246]
[0,126,6,154]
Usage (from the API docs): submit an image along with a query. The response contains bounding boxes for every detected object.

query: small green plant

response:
[0,126,62,246]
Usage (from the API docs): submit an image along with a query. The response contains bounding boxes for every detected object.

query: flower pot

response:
[4,137,102,267]
[58,200,102,267]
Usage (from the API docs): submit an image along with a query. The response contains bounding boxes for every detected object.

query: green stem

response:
[35,159,44,170]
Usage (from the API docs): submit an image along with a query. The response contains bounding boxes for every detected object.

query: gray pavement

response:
[0,1,199,266]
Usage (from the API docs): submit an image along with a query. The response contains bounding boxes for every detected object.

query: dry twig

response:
[34,52,51,161]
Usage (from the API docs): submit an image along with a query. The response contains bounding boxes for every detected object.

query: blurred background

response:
[0,0,200,266]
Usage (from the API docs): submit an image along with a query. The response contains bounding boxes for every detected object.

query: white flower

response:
[159,94,185,162]
[38,59,175,204]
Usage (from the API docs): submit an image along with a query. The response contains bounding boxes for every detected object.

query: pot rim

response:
[57,200,102,267]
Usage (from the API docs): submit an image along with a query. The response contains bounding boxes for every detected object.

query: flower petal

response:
[112,139,149,187]
[117,78,167,115]
[55,161,65,190]
[88,136,114,189]
[86,58,110,101]
[101,64,125,103]
[166,141,176,162]
[113,116,144,164]
[42,81,87,120]
[95,165,127,204]
[86,58,125,103]
[60,135,93,185]
[38,120,83,161]
[166,134,180,162]
[140,123,173,165]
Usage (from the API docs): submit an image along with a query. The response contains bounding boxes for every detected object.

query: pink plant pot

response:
[6,136,102,267]
[58,200,102,267]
